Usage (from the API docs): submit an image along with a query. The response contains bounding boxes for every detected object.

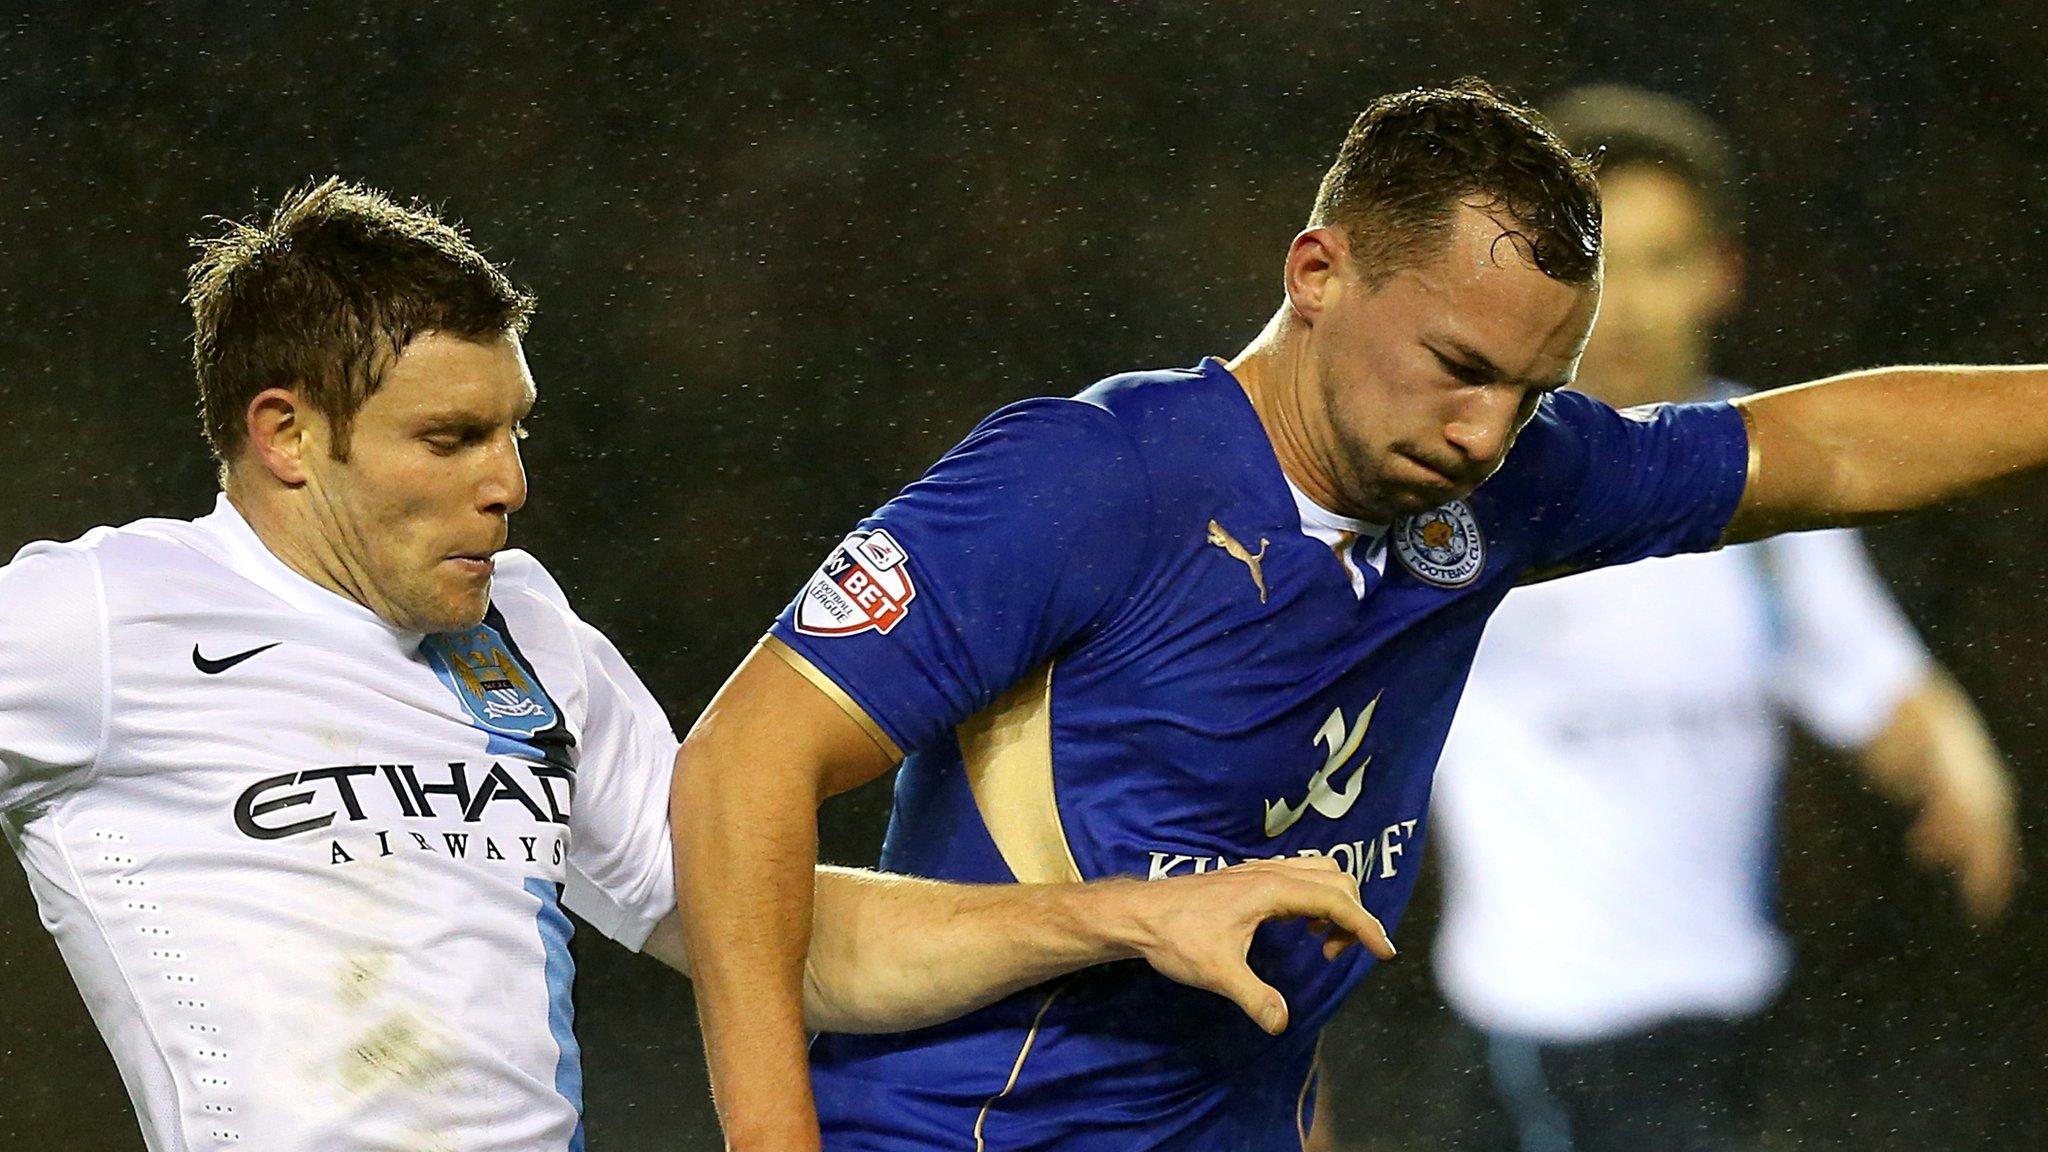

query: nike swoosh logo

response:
[192,642,281,675]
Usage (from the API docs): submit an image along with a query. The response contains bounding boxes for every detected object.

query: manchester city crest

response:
[423,625,562,740]
[1393,500,1485,587]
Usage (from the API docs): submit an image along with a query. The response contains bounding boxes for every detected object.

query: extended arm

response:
[1855,669,2020,922]
[645,856,1390,1034]
[1727,365,2048,541]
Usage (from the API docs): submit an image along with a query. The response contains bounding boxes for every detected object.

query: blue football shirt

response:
[767,357,1750,1151]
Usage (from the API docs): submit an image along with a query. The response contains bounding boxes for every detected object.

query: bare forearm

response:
[805,868,1149,1033]
[673,728,824,1150]
[803,857,1395,1037]
[1730,365,2048,539]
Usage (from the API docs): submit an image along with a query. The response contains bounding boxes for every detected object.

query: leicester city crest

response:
[1393,500,1485,588]
[423,624,562,740]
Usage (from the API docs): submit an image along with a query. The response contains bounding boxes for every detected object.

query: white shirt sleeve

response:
[507,558,680,952]
[1763,529,1931,749]
[0,542,108,814]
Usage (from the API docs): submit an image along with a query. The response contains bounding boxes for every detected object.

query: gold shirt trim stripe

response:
[1297,1035,1325,1149]
[1736,397,1763,499]
[760,635,904,762]
[1718,399,1764,547]
[972,981,1071,1152]
[957,662,1084,886]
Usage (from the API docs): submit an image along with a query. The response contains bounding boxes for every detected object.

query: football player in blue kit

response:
[676,79,2048,1152]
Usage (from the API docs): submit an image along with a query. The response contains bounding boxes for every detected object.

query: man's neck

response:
[1226,309,1351,516]
[224,483,379,616]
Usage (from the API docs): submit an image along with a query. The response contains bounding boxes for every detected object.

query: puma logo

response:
[1207,519,1270,604]
[1265,694,1381,838]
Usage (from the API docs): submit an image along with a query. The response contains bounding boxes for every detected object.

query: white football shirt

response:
[1431,528,1928,1041]
[0,495,678,1151]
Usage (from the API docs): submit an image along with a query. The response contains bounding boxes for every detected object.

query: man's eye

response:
[1432,351,1487,386]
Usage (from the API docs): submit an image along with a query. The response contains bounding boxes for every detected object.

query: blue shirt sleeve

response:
[769,397,1152,754]
[1517,389,1752,577]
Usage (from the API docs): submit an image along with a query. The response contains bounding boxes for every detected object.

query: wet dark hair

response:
[187,177,535,470]
[1543,84,1741,235]
[1309,77,1603,287]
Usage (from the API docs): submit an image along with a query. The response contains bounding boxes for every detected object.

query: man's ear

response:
[244,387,318,485]
[1283,227,1348,325]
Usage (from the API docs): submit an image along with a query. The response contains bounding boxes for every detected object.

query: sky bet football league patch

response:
[795,528,917,637]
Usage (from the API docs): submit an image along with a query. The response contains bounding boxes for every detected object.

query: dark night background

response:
[2,2,2045,1147]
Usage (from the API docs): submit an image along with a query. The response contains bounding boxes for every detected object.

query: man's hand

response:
[1098,856,1394,1035]
[1859,671,2022,924]
[1903,745,2020,923]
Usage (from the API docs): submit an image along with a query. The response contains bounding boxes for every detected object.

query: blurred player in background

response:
[678,79,2048,1152]
[1414,86,2019,1152]
[0,180,1385,1151]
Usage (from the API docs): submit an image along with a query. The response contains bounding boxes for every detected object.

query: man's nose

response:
[479,437,528,516]
[1442,389,1520,466]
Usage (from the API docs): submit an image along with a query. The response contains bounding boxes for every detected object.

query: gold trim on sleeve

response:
[972,980,1072,1152]
[1717,399,1764,548]
[957,662,1085,886]
[1734,398,1763,500]
[760,635,903,762]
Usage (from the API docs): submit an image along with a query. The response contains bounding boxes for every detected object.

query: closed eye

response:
[1429,347,1493,387]
[421,424,497,453]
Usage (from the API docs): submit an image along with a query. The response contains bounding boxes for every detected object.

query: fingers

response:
[1128,856,1395,1032]
[1206,958,1292,1036]
[1235,858,1396,961]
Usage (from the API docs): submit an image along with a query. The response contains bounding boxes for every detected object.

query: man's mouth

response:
[447,549,499,576]
[1398,452,1465,489]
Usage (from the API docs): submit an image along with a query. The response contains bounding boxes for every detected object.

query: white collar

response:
[1282,477,1388,598]
[1283,476,1384,540]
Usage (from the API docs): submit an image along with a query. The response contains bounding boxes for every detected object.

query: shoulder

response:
[0,537,105,620]
[1071,360,1280,511]
[958,393,1143,472]
[491,548,572,615]
[1508,388,1605,465]
[1471,391,1605,522]
[908,394,1155,532]
[16,512,242,596]
[0,516,195,608]
[488,549,590,648]
[0,532,120,678]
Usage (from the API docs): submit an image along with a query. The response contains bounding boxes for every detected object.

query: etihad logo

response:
[1264,694,1381,838]
[233,761,575,869]
[234,761,573,840]
[1207,519,1270,604]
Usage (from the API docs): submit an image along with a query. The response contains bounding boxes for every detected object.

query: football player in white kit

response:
[1421,88,2021,1151]
[0,180,1388,1151]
